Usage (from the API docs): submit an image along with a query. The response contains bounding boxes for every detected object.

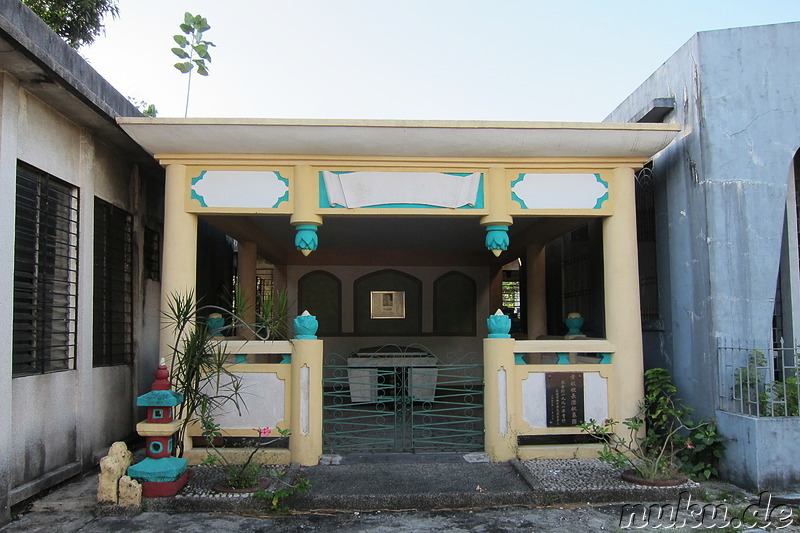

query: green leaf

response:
[179,23,192,34]
[184,12,194,24]
[174,61,193,73]
[173,35,189,46]
[171,47,190,59]
[194,43,211,60]
[196,63,209,76]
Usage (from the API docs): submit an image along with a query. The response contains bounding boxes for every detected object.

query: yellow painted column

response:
[291,165,323,256]
[526,244,547,339]
[481,167,513,256]
[483,337,517,461]
[159,164,198,368]
[236,241,257,338]
[289,339,323,465]
[602,167,644,423]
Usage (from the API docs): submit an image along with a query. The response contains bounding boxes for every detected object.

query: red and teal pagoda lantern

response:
[127,363,188,497]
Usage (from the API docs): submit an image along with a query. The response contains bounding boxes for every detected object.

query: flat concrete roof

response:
[117,118,681,160]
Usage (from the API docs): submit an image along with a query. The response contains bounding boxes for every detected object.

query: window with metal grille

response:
[636,162,660,321]
[13,163,79,376]
[93,198,133,366]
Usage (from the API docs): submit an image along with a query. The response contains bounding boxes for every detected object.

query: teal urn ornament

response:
[487,309,511,338]
[294,310,318,339]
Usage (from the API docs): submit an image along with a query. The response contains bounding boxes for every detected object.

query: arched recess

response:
[433,271,476,335]
[772,149,800,349]
[298,270,342,335]
[354,269,422,335]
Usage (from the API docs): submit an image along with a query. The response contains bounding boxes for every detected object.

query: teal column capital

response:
[485,225,509,257]
[295,224,318,256]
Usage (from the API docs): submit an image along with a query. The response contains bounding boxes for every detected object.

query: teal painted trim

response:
[510,173,528,209]
[557,353,570,364]
[593,174,609,209]
[190,170,208,207]
[599,353,612,364]
[137,390,184,407]
[280,354,291,364]
[235,354,248,364]
[128,457,187,482]
[319,172,334,208]
[514,353,526,365]
[318,171,484,209]
[190,171,206,185]
[272,171,289,208]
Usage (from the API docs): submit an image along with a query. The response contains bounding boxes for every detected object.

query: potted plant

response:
[580,368,720,485]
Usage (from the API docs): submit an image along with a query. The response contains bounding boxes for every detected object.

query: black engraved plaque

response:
[545,372,585,427]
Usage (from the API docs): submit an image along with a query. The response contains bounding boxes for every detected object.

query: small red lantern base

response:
[141,471,190,498]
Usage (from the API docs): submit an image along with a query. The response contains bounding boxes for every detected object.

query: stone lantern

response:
[127,363,189,497]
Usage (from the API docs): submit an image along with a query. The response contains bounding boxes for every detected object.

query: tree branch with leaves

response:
[23,0,119,48]
[172,12,214,117]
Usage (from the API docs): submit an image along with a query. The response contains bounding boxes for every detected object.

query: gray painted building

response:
[0,2,163,525]
[607,22,800,490]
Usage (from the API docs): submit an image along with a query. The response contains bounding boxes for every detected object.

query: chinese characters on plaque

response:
[545,372,585,427]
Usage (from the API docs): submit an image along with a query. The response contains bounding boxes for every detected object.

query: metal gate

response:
[323,347,484,453]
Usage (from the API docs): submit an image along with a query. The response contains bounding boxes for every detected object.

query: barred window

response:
[13,163,79,376]
[93,198,133,366]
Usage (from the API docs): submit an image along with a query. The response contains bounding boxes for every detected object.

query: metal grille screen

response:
[93,197,133,366]
[13,163,79,376]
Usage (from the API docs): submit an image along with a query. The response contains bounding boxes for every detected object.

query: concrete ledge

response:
[184,447,291,466]
[9,462,82,506]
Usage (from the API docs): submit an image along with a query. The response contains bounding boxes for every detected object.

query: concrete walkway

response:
[1,455,793,532]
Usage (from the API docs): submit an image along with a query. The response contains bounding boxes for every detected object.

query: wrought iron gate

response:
[323,347,484,453]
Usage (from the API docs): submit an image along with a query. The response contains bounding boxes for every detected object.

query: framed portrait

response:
[370,291,405,319]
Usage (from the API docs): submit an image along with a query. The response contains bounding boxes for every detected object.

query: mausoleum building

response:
[120,118,679,464]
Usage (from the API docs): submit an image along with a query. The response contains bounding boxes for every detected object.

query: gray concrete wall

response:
[4,79,152,508]
[697,23,800,346]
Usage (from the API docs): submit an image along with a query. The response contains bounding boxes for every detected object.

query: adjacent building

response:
[0,2,163,524]
[607,21,800,490]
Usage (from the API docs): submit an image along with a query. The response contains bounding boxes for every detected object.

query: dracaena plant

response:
[172,12,214,117]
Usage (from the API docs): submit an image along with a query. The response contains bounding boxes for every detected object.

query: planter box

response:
[716,410,800,491]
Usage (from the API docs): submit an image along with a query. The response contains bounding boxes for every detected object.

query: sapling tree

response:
[172,12,214,117]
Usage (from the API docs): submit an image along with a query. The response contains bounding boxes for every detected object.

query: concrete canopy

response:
[124,118,680,265]
[117,118,679,160]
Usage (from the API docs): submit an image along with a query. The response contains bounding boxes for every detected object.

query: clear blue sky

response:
[82,1,800,121]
